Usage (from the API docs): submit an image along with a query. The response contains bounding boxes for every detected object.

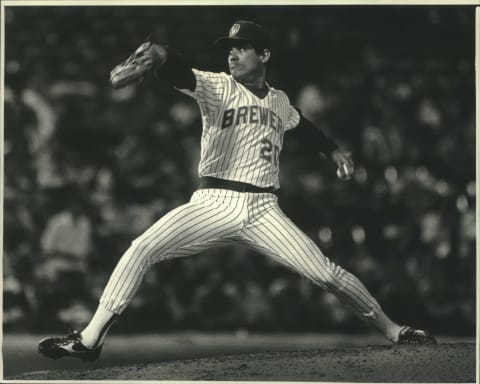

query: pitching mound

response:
[11,342,474,382]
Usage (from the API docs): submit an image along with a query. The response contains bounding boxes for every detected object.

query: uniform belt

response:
[198,177,276,194]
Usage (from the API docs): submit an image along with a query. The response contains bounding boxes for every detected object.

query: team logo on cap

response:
[229,23,240,37]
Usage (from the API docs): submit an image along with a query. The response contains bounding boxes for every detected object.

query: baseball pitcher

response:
[39,20,436,362]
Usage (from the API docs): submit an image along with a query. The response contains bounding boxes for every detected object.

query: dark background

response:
[3,5,476,337]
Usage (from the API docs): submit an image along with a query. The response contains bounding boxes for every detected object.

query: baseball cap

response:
[215,20,270,50]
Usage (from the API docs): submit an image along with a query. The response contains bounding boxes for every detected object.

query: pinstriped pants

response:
[100,188,382,321]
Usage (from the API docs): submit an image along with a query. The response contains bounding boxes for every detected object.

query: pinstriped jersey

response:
[177,69,301,189]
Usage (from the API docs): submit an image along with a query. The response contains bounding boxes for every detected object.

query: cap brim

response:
[214,36,252,48]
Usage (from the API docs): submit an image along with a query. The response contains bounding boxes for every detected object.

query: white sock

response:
[80,304,117,348]
[369,311,403,343]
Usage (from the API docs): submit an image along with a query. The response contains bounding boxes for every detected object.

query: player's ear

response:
[259,49,271,63]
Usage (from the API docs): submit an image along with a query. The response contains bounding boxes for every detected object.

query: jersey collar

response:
[241,81,271,100]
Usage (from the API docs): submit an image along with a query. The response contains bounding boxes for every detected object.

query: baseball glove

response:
[110,42,155,89]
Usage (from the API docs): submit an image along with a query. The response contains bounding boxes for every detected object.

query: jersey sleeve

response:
[175,69,225,124]
[285,104,301,131]
[175,68,225,102]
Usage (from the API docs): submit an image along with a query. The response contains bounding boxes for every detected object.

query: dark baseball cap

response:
[215,20,270,50]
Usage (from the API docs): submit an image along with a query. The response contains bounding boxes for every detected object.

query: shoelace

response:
[57,329,82,346]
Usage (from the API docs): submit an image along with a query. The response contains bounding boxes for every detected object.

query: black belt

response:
[198,177,276,194]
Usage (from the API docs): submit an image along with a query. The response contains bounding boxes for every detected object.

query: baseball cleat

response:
[38,330,102,362]
[397,326,437,345]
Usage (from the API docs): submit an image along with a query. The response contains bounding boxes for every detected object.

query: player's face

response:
[227,42,265,84]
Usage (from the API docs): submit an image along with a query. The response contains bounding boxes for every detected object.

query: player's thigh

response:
[130,192,244,262]
[242,204,335,284]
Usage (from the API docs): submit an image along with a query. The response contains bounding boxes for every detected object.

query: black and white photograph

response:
[2,2,477,381]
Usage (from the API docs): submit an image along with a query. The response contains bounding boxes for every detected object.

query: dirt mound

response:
[10,342,475,382]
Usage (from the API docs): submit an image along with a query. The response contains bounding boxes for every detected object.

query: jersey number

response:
[260,138,280,167]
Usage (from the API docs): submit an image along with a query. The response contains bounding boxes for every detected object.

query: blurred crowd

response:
[3,6,475,335]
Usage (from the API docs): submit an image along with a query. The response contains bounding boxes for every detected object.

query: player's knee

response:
[319,273,338,291]
[129,236,155,260]
[129,234,171,265]
[319,264,347,292]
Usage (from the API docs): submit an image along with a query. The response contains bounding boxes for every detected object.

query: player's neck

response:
[236,67,267,89]
[240,77,266,89]
[244,83,269,99]
[240,73,268,98]
[243,81,267,89]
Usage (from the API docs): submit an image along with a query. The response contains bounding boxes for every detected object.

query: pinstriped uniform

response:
[99,69,382,323]
[179,69,299,189]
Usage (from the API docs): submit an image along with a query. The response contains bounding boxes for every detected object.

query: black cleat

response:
[38,330,102,362]
[397,326,437,345]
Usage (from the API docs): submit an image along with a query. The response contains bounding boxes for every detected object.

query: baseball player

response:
[38,20,436,362]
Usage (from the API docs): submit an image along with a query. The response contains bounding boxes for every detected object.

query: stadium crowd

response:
[4,6,475,335]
